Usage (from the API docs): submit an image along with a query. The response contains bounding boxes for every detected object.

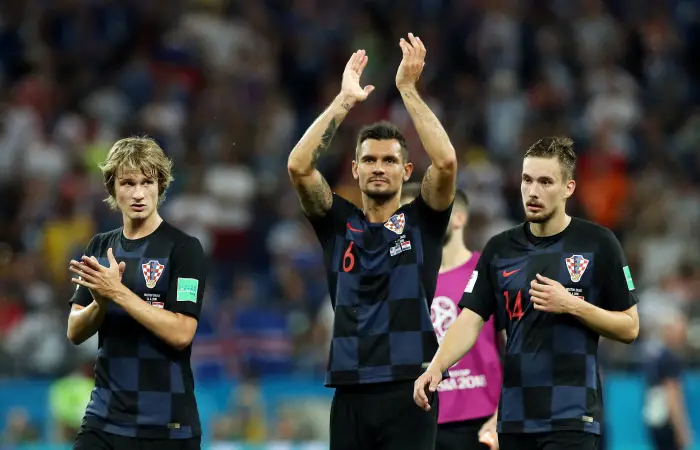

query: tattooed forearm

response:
[298,174,333,217]
[310,118,340,167]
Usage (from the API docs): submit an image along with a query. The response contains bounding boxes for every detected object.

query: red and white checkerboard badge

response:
[565,254,589,283]
[142,260,165,289]
[384,213,405,234]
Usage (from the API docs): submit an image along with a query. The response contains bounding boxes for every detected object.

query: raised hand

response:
[396,33,426,91]
[341,49,375,105]
[70,248,126,301]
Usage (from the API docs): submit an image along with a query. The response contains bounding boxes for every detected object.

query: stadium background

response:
[0,0,699,449]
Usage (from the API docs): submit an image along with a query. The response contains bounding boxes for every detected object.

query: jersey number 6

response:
[342,242,355,273]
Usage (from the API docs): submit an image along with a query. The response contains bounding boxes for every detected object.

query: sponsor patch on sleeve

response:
[177,278,199,302]
[623,266,635,291]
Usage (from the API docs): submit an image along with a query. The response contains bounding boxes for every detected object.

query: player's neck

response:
[440,239,472,273]
[529,213,572,237]
[362,194,401,223]
[122,212,163,240]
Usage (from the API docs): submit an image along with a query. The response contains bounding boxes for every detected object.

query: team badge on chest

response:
[142,260,165,288]
[384,213,405,234]
[565,254,589,283]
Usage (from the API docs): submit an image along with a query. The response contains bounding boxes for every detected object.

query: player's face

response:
[114,170,159,222]
[521,157,575,223]
[352,139,413,202]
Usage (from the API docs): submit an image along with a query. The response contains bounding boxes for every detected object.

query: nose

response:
[133,185,146,201]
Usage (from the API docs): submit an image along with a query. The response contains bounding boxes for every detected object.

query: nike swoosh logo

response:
[503,269,521,277]
[347,223,363,233]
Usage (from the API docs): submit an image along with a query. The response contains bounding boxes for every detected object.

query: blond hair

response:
[100,136,174,210]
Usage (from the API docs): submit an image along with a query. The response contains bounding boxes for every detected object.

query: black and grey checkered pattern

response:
[308,194,452,387]
[69,222,207,439]
[460,218,638,435]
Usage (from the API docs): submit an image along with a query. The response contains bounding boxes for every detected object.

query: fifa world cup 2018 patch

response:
[177,278,199,302]
[623,266,635,291]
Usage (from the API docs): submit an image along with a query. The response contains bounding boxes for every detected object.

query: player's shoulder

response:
[483,223,524,249]
[86,228,122,253]
[160,222,204,253]
[568,217,621,246]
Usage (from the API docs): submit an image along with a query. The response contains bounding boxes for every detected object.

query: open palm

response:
[341,49,375,103]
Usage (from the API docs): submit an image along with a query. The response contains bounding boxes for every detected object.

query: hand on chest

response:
[495,252,596,320]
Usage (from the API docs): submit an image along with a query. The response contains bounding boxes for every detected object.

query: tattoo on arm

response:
[310,118,339,167]
[298,174,333,217]
[421,166,436,204]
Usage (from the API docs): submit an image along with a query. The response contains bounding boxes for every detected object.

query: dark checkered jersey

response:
[69,221,207,439]
[307,193,452,387]
[459,218,638,435]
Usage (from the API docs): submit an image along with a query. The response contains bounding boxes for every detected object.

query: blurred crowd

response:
[0,0,700,443]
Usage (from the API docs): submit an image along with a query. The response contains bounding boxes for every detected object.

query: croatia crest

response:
[142,260,165,289]
[565,255,589,283]
[384,213,406,234]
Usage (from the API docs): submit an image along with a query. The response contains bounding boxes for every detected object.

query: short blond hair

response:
[100,137,174,210]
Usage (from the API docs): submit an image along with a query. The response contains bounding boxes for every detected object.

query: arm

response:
[288,50,374,217]
[111,288,198,351]
[67,302,107,345]
[569,303,639,344]
[66,237,108,345]
[577,229,639,343]
[396,34,457,211]
[428,308,485,373]
[287,95,350,217]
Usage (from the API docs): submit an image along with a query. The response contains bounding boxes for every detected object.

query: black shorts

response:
[499,431,599,450]
[73,426,201,450]
[436,416,492,450]
[330,380,439,450]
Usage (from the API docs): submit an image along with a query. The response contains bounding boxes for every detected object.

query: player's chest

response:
[340,212,421,272]
[117,255,173,309]
[493,251,598,320]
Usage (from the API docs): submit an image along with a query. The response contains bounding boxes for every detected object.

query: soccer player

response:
[401,183,502,450]
[67,137,207,450]
[288,34,457,450]
[413,136,640,450]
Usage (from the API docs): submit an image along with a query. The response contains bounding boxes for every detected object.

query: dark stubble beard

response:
[362,187,399,204]
[525,206,556,224]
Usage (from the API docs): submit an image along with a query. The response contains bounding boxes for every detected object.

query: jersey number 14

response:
[504,290,524,320]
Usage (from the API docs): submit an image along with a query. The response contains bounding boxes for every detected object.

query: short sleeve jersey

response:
[69,221,207,439]
[307,193,452,386]
[459,218,638,435]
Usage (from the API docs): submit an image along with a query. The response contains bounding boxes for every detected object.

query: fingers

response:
[413,378,431,411]
[118,261,126,273]
[80,255,103,270]
[71,277,95,290]
[363,85,375,95]
[107,248,118,267]
[428,374,440,392]
[529,279,549,293]
[536,273,554,284]
[70,260,99,279]
[347,49,366,72]
[400,33,426,58]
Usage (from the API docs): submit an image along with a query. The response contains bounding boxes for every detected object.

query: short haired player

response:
[288,34,457,449]
[414,137,640,450]
[402,184,502,450]
[67,137,207,450]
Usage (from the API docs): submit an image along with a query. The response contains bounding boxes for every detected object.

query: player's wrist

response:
[398,85,418,97]
[334,93,356,112]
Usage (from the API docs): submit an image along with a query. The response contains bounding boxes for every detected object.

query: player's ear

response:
[403,162,413,182]
[352,160,359,180]
[564,179,576,200]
